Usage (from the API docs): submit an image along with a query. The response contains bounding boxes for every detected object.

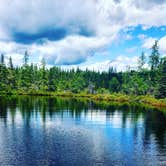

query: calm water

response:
[0,96,166,166]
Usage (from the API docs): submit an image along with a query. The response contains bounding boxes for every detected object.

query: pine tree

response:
[40,57,48,91]
[23,50,29,65]
[149,40,160,70]
[9,56,14,69]
[21,51,31,89]
[0,54,7,91]
[109,77,120,93]
[41,57,46,71]
[157,59,166,98]
[138,52,146,70]
[0,53,4,64]
[7,57,16,90]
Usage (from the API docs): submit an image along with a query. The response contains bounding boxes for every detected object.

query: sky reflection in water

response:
[0,96,166,166]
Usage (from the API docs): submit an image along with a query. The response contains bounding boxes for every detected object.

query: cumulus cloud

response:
[159,36,166,53]
[97,0,166,28]
[0,0,100,38]
[60,55,140,72]
[142,37,157,49]
[5,53,24,66]
[0,0,166,68]
[0,35,110,66]
[141,35,166,55]
[30,35,110,65]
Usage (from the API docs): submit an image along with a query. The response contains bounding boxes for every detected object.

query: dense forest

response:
[0,40,166,99]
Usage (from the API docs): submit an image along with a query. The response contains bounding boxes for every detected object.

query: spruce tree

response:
[0,53,4,64]
[9,56,14,69]
[0,54,7,91]
[157,59,166,98]
[23,50,29,65]
[138,52,146,70]
[149,40,160,70]
[8,57,15,90]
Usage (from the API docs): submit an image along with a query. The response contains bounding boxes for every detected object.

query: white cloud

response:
[0,0,166,68]
[5,53,24,66]
[0,35,111,66]
[30,35,111,65]
[0,0,98,35]
[141,35,166,55]
[0,0,166,38]
[142,37,157,49]
[0,41,27,54]
[97,0,166,28]
[159,36,166,53]
[61,55,139,72]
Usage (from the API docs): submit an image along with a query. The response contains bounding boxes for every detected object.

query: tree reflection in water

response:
[0,95,166,150]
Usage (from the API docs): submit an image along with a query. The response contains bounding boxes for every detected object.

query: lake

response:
[0,96,166,166]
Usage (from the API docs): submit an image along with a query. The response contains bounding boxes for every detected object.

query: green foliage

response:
[149,40,160,70]
[157,59,166,98]
[138,51,146,70]
[0,56,162,97]
[97,88,110,94]
[23,50,29,65]
[109,77,120,93]
[9,56,14,69]
[0,41,165,100]
[0,54,4,64]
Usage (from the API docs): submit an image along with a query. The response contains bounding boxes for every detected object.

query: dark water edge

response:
[0,96,166,166]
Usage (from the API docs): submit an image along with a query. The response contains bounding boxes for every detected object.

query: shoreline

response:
[1,91,166,110]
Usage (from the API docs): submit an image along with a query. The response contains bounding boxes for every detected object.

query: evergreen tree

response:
[109,77,120,93]
[138,52,146,70]
[0,53,4,64]
[40,58,48,90]
[20,51,30,89]
[0,54,7,91]
[149,40,160,70]
[9,56,14,69]
[41,57,46,71]
[157,59,166,98]
[23,50,29,65]
[0,40,164,98]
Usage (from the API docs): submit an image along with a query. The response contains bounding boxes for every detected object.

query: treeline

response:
[0,41,166,98]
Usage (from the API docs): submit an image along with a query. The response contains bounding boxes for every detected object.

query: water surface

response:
[0,96,166,166]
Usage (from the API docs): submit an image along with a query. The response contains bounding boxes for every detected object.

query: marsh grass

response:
[1,91,166,110]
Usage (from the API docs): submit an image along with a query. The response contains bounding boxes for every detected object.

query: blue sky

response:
[0,0,166,71]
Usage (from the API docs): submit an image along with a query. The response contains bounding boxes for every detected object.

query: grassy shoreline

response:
[1,91,166,110]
